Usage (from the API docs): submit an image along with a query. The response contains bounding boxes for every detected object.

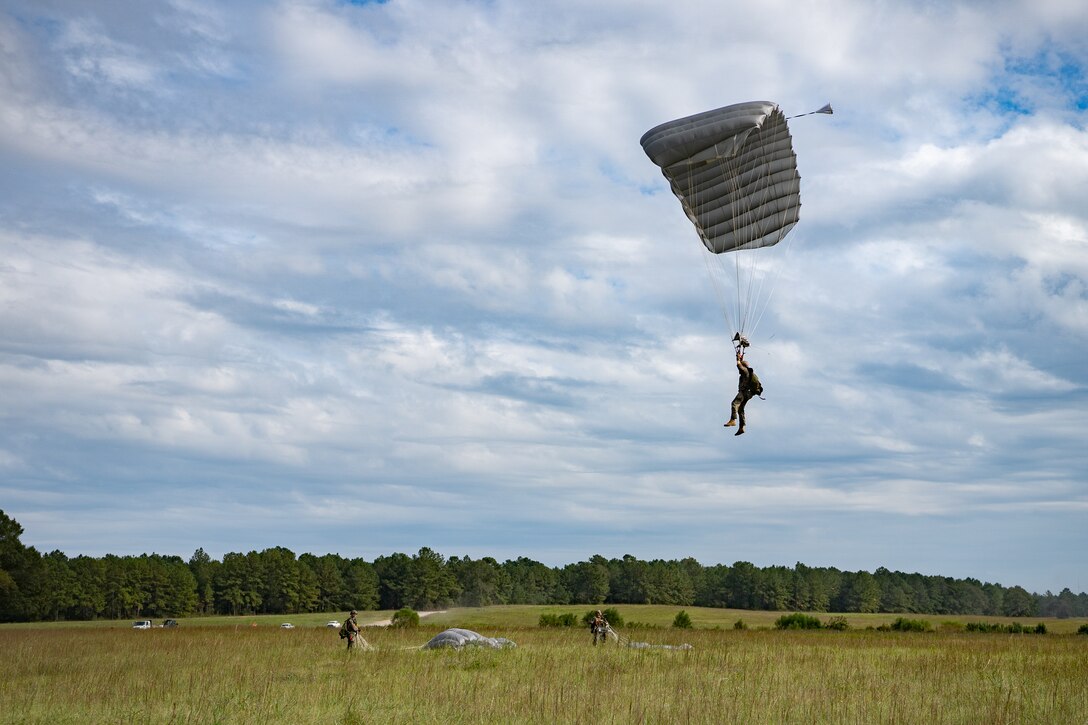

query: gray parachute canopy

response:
[422,628,516,650]
[640,101,800,255]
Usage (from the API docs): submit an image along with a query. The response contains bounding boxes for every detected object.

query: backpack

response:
[748,369,764,397]
[339,623,348,639]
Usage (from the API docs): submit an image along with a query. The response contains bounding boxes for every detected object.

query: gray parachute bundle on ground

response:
[422,628,516,650]
[640,100,800,255]
[626,641,693,651]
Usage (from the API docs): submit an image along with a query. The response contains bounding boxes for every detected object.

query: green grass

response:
[3,623,1087,723]
[3,606,1088,723]
[4,605,1085,634]
[0,610,400,631]
[425,604,1088,634]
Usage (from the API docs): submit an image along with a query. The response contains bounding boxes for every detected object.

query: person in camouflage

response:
[343,610,361,650]
[724,352,762,436]
[591,610,610,645]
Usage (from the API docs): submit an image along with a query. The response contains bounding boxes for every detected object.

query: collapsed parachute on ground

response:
[626,641,693,651]
[422,628,516,650]
[640,100,818,340]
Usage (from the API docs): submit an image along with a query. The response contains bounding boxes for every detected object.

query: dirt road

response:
[362,610,446,627]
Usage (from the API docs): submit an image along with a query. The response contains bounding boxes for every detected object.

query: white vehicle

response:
[132,620,153,629]
[280,623,294,629]
[326,620,341,629]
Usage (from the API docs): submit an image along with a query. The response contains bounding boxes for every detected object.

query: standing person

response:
[343,610,361,650]
[724,352,762,436]
[591,610,609,646]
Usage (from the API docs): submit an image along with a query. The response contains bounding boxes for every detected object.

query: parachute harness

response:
[733,332,750,358]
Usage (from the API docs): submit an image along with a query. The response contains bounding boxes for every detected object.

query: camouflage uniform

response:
[345,611,361,650]
[726,357,762,435]
[591,612,609,645]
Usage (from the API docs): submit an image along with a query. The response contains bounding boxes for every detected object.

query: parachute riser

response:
[732,332,750,358]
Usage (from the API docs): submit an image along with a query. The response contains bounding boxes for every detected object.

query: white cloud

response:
[58,19,161,89]
[948,347,1078,394]
[0,0,1085,592]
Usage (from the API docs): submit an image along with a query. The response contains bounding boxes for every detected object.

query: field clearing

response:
[423,604,1088,634]
[4,604,1085,634]
[0,610,406,631]
[3,607,1087,723]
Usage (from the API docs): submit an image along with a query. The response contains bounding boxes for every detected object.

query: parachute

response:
[641,100,827,346]
[422,628,516,650]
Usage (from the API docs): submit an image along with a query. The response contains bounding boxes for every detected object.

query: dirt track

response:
[362,610,446,627]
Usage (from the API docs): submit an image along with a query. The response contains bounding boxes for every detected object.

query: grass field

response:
[3,606,1086,723]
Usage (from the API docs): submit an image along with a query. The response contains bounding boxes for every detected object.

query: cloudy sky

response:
[1,0,1086,595]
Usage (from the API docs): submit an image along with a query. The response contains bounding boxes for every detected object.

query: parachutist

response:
[590,610,610,646]
[724,352,762,435]
[642,100,824,418]
[342,610,363,650]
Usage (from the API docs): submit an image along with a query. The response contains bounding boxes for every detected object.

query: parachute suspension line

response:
[696,152,747,339]
[700,149,746,338]
[743,182,788,337]
[727,111,805,343]
[685,160,734,334]
[739,152,764,336]
[697,133,769,339]
[699,240,733,331]
[748,113,807,337]
[745,140,771,337]
[706,246,737,333]
[705,169,739,335]
[733,186,750,335]
[719,136,769,341]
[748,220,799,337]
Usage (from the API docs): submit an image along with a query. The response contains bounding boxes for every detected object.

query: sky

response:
[1,0,1086,595]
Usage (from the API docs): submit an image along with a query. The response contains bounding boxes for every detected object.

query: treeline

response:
[2,510,1086,622]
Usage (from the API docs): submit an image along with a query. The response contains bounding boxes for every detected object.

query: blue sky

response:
[1,0,1085,595]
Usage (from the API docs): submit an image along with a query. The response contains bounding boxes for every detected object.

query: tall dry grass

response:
[2,625,1086,723]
